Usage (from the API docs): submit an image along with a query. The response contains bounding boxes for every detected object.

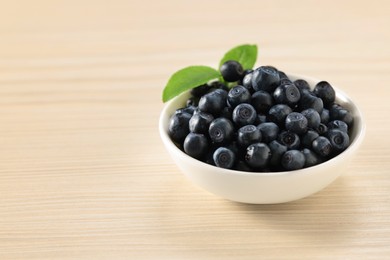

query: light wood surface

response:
[1,0,390,259]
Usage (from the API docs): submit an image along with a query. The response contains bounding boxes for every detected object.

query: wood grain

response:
[0,0,390,259]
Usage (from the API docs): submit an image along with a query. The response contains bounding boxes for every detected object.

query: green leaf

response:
[219,44,258,70]
[162,66,220,102]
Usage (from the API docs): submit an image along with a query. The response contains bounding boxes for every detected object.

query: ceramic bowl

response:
[159,74,365,204]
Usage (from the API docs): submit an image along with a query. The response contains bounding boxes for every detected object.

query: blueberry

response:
[328,120,348,133]
[220,60,244,82]
[226,141,241,158]
[279,78,292,85]
[254,113,267,125]
[278,70,288,79]
[301,108,321,129]
[269,140,287,166]
[245,143,271,169]
[312,136,332,157]
[278,131,300,150]
[313,81,336,106]
[330,103,343,112]
[189,111,214,134]
[220,106,233,120]
[228,85,251,108]
[234,160,253,172]
[330,106,353,126]
[320,108,330,124]
[268,104,292,126]
[285,112,308,135]
[301,130,320,148]
[242,71,254,92]
[281,150,305,171]
[176,106,196,115]
[316,123,328,135]
[257,122,279,143]
[208,80,229,92]
[191,84,211,98]
[198,89,227,116]
[232,103,257,126]
[213,147,236,169]
[327,129,349,153]
[251,90,274,113]
[209,117,234,144]
[294,79,311,94]
[186,97,198,107]
[168,112,192,143]
[237,125,262,148]
[183,133,208,159]
[299,91,323,113]
[302,148,321,168]
[251,66,281,93]
[204,146,218,165]
[273,83,301,106]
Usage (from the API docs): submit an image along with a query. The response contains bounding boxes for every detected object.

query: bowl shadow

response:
[229,175,361,242]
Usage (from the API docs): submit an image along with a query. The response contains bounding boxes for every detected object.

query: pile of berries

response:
[168,61,353,171]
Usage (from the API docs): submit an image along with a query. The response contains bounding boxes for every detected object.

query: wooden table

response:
[1,0,389,259]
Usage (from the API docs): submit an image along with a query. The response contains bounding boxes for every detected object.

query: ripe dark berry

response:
[273,83,301,106]
[220,60,244,82]
[314,81,336,106]
[237,125,262,148]
[251,90,274,113]
[327,129,349,153]
[299,91,323,113]
[268,104,292,126]
[278,131,300,150]
[168,112,192,143]
[285,112,308,135]
[242,72,254,92]
[189,111,214,134]
[316,123,328,135]
[312,136,332,157]
[220,106,233,120]
[328,120,348,133]
[245,143,271,169]
[198,89,227,116]
[320,108,330,124]
[183,133,208,159]
[209,117,234,144]
[257,122,279,143]
[234,160,253,172]
[232,103,257,126]
[278,70,288,79]
[330,107,353,126]
[294,79,311,94]
[251,66,281,93]
[254,113,267,125]
[280,78,292,85]
[226,141,240,157]
[167,62,354,173]
[213,147,236,169]
[176,106,196,115]
[208,81,229,92]
[191,84,211,98]
[302,148,321,168]
[301,130,320,148]
[228,85,251,108]
[186,97,198,107]
[301,108,321,129]
[269,140,287,166]
[281,150,305,171]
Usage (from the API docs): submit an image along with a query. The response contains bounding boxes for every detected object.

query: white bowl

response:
[159,74,366,204]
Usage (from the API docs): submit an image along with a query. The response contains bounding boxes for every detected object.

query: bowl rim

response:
[159,73,366,178]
